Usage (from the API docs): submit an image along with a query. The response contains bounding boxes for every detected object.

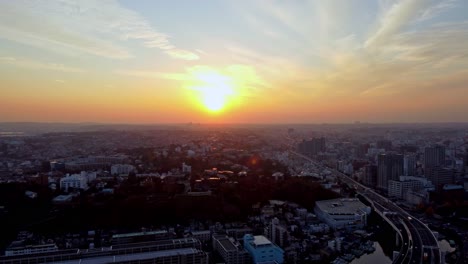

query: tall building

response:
[356,144,370,158]
[377,154,404,191]
[463,150,468,174]
[424,145,445,169]
[426,167,454,191]
[298,137,326,156]
[243,234,284,264]
[404,154,417,176]
[363,165,377,187]
[264,218,289,248]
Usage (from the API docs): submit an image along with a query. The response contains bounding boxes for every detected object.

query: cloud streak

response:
[0,57,85,73]
[0,0,198,60]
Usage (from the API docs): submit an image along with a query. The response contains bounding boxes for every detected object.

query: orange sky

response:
[1,0,468,123]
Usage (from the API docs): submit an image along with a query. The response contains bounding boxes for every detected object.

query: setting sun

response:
[190,69,234,112]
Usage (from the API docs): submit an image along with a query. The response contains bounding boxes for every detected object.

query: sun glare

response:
[191,70,234,112]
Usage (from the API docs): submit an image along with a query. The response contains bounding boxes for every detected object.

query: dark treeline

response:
[0,176,339,248]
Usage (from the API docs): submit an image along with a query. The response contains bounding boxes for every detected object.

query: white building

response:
[190,230,211,242]
[182,162,192,174]
[314,198,371,230]
[111,164,135,175]
[388,176,433,199]
[5,244,58,256]
[60,174,88,192]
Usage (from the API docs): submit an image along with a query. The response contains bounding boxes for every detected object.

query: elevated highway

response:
[290,150,441,264]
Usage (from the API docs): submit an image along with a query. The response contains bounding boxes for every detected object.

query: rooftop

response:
[252,236,272,246]
[315,198,369,215]
[52,248,203,264]
[112,230,168,239]
[218,237,238,251]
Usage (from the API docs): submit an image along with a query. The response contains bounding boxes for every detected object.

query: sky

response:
[1,0,468,124]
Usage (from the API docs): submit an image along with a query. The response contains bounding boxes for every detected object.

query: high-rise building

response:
[424,145,445,169]
[298,137,326,156]
[264,218,289,248]
[404,154,417,176]
[426,167,454,191]
[377,154,403,191]
[356,144,370,158]
[363,165,377,187]
[463,150,468,174]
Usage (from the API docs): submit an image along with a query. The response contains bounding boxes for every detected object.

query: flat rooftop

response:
[252,236,272,246]
[52,248,204,264]
[218,238,238,251]
[315,198,368,215]
[112,230,168,239]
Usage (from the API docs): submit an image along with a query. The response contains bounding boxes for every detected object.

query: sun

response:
[191,70,234,112]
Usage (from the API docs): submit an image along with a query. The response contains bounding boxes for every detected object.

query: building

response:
[388,176,434,199]
[377,140,392,151]
[0,238,208,264]
[377,154,403,191]
[5,244,58,257]
[212,235,251,264]
[426,167,454,191]
[226,228,254,240]
[363,165,377,187]
[404,154,417,176]
[298,137,326,156]
[463,151,468,174]
[191,230,211,243]
[111,164,135,175]
[388,180,422,199]
[356,144,370,158]
[50,161,65,171]
[60,174,88,192]
[64,156,128,171]
[264,218,289,248]
[424,145,445,169]
[243,234,284,264]
[52,194,74,204]
[314,198,371,230]
[111,230,174,245]
[405,190,429,206]
[182,162,192,174]
[441,184,464,201]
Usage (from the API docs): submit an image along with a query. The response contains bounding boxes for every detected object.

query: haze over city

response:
[1,0,468,124]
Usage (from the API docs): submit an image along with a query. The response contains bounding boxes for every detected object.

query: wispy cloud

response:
[0,57,85,73]
[418,0,458,22]
[0,0,198,60]
[365,0,428,49]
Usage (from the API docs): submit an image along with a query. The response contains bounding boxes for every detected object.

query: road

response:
[289,150,441,264]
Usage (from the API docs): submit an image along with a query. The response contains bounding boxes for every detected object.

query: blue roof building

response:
[243,234,284,264]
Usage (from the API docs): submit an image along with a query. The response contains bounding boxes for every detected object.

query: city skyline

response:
[1,0,468,123]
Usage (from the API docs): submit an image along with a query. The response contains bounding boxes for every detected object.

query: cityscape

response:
[1,0,468,264]
[0,123,467,263]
